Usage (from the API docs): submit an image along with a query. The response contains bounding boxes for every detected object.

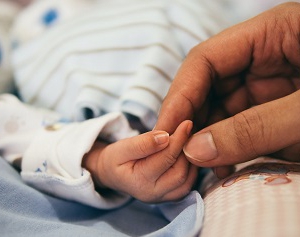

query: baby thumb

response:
[183,91,300,167]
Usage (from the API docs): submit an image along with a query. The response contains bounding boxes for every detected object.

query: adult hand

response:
[155,2,300,178]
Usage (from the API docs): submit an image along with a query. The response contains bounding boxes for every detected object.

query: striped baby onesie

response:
[11,0,228,129]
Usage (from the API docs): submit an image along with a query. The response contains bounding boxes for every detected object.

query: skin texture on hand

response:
[155,2,300,178]
[82,120,198,203]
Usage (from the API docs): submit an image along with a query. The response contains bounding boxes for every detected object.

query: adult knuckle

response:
[232,108,266,157]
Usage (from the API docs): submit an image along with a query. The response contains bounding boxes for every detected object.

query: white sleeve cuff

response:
[0,94,60,163]
[21,112,138,209]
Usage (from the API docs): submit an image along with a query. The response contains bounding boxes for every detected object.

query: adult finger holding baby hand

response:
[156,2,300,178]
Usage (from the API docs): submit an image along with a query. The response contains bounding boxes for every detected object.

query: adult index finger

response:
[155,12,264,133]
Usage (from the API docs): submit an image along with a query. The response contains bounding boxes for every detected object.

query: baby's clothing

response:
[0,1,19,93]
[0,94,136,209]
[0,0,228,209]
[11,0,226,130]
[215,0,288,23]
[1,0,293,213]
[1,1,300,236]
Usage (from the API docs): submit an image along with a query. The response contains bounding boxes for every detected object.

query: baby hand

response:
[83,120,198,203]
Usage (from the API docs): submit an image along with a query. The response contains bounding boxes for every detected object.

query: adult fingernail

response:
[184,132,217,162]
[154,131,169,145]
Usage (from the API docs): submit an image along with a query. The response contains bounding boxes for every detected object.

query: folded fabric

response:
[11,0,228,129]
[0,93,60,163]
[214,0,291,23]
[0,157,204,237]
[0,94,135,209]
[22,112,138,209]
[0,1,20,93]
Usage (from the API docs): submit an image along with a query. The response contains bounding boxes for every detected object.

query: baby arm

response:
[82,120,198,203]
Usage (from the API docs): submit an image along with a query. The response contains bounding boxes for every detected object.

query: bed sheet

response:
[0,157,204,237]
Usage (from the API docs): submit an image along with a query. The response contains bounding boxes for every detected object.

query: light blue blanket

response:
[0,158,204,237]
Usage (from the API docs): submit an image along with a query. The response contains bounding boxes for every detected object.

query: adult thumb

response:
[183,90,300,167]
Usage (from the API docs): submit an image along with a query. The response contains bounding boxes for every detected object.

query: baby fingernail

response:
[186,121,193,135]
[154,131,169,145]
